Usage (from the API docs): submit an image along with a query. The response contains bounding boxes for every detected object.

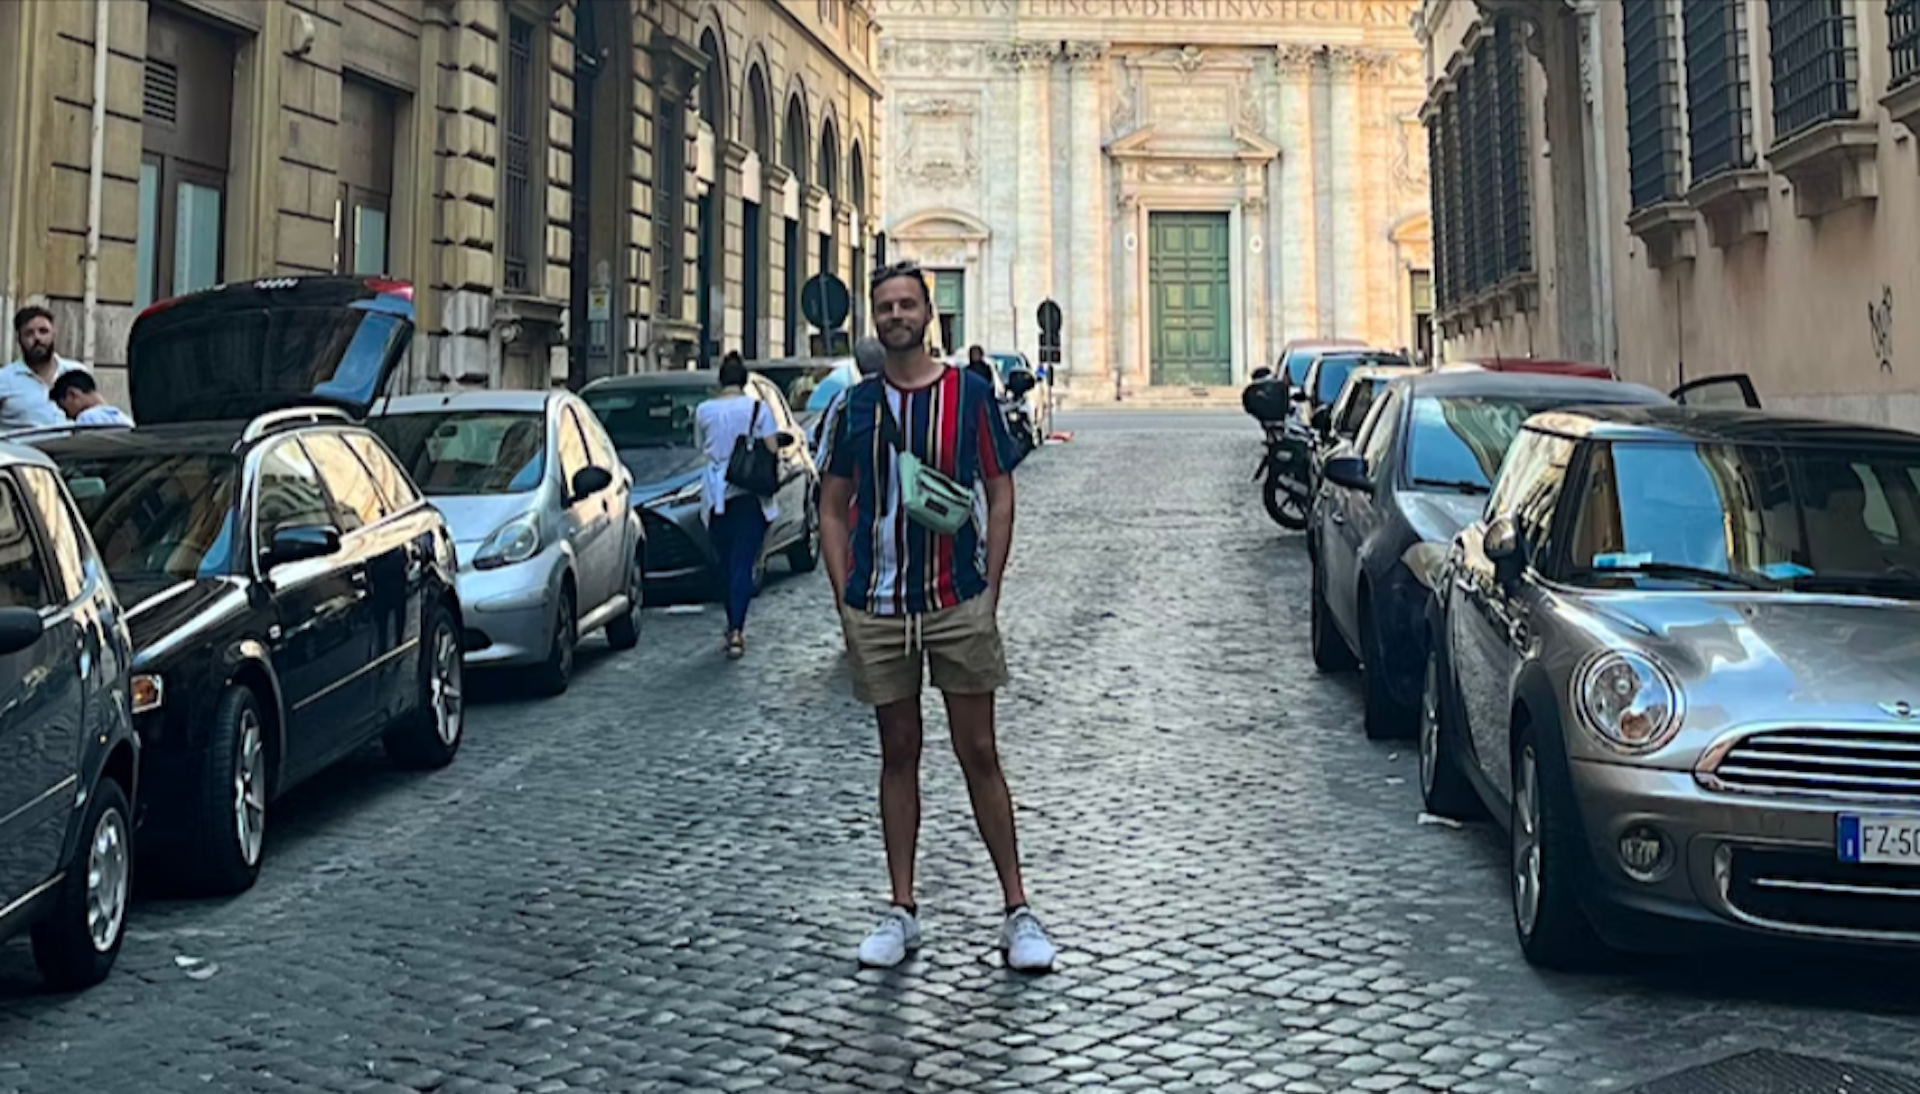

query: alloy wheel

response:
[85,805,130,952]
[234,710,266,867]
[1513,746,1543,937]
[431,622,464,746]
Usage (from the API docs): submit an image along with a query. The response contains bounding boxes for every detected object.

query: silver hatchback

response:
[372,390,643,695]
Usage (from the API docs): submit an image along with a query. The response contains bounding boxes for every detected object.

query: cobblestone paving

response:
[3,409,1919,1093]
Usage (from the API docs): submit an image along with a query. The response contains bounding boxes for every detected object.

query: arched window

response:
[782,93,808,186]
[743,65,771,162]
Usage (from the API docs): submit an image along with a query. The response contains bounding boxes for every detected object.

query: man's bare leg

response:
[942,690,1027,909]
[875,698,924,908]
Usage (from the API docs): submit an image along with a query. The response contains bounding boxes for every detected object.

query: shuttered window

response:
[1891,0,1920,89]
[1426,15,1532,315]
[502,15,535,292]
[1684,0,1755,181]
[138,8,234,308]
[1767,0,1858,141]
[1624,0,1686,209]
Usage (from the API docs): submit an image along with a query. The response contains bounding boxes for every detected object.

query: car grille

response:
[1704,728,1920,802]
[639,510,707,574]
[1725,847,1920,937]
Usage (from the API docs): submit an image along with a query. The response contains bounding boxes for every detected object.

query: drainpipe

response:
[81,0,111,368]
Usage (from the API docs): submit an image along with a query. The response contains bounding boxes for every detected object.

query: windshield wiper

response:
[1784,573,1920,598]
[1571,562,1777,591]
[1410,477,1490,495]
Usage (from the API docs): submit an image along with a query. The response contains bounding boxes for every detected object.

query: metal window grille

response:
[502,17,535,293]
[1441,94,1468,306]
[1893,0,1920,89]
[1493,17,1532,277]
[1467,37,1498,294]
[1768,0,1858,141]
[1684,0,1754,180]
[1625,0,1685,209]
[1428,116,1452,310]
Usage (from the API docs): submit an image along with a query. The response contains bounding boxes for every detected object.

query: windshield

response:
[1406,394,1584,494]
[59,453,240,579]
[1283,348,1320,386]
[371,411,546,496]
[1565,441,1920,594]
[582,385,712,449]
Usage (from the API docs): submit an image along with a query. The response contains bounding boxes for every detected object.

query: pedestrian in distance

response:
[2,306,83,431]
[694,351,781,660]
[817,260,1057,974]
[50,369,133,427]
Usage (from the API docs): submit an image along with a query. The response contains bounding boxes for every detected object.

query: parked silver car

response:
[1423,401,1920,967]
[371,390,643,695]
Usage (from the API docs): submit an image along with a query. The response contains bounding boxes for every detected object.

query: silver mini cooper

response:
[1423,403,1920,967]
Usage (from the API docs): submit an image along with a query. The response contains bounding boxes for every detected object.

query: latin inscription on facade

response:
[876,0,1413,24]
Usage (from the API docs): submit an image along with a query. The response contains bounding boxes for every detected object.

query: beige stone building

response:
[1418,0,1920,428]
[0,0,883,402]
[874,0,1433,402]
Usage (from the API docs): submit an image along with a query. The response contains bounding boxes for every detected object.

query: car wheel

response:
[385,600,465,769]
[1361,603,1417,740]
[1511,730,1605,969]
[531,584,576,696]
[1310,560,1358,673]
[605,553,643,651]
[30,776,131,990]
[1419,642,1484,819]
[785,494,821,573]
[183,686,269,895]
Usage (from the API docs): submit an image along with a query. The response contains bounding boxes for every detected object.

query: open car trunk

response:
[128,277,415,426]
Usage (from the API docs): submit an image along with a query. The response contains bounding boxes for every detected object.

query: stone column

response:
[1327,47,1367,342]
[1243,189,1271,380]
[1275,44,1318,344]
[1011,41,1057,361]
[1065,41,1109,394]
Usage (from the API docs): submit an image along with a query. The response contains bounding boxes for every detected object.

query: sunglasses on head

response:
[869,259,924,286]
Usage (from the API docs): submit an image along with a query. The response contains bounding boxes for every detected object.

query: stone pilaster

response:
[1327,47,1370,342]
[1065,40,1109,390]
[1275,43,1318,343]
[1005,41,1057,361]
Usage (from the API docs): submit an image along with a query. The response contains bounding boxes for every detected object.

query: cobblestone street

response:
[3,410,1919,1093]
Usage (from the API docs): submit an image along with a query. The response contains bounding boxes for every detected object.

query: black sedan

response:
[1308,370,1671,739]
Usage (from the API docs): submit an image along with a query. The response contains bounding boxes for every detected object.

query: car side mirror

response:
[265,524,340,569]
[1291,390,1310,404]
[1323,455,1373,493]
[775,429,799,447]
[570,465,614,501]
[0,606,45,656]
[1485,515,1526,580]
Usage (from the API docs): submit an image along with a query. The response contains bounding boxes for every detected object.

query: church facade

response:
[875,0,1433,400]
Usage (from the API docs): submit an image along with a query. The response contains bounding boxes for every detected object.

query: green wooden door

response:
[1148,212,1231,386]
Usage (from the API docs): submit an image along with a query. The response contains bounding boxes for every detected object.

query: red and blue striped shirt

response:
[822,365,1024,617]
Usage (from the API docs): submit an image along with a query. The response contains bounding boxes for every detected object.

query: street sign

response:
[801,272,851,332]
[1037,299,1062,336]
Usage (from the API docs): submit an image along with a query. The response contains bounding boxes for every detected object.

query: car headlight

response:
[131,673,163,714]
[473,512,541,570]
[1573,650,1683,754]
[642,481,703,510]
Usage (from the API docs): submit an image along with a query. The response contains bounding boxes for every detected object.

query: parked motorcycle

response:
[1243,370,1312,530]
[1005,369,1042,456]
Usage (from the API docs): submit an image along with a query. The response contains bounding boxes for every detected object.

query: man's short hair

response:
[868,260,931,306]
[50,369,96,403]
[717,352,748,387]
[12,305,52,335]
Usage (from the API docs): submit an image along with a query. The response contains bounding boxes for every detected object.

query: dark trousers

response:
[709,502,769,632]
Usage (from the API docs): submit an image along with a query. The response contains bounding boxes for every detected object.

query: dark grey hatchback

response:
[0,440,139,990]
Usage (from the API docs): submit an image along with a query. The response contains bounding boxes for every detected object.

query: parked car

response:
[1308,370,1683,739]
[1300,350,1412,441]
[580,371,819,602]
[370,390,643,695]
[1442,358,1616,380]
[1421,403,1920,968]
[0,441,139,990]
[33,276,465,896]
[1277,337,1368,390]
[987,350,1052,441]
[1324,362,1423,447]
[746,355,847,433]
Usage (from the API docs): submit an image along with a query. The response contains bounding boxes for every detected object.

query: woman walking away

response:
[695,352,781,659]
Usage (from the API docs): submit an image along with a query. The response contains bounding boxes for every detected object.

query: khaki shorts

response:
[838,592,1008,707]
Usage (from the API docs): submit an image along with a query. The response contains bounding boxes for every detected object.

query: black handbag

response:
[724,401,781,497]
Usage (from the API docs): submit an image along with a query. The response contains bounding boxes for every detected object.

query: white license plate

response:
[1837,815,1920,864]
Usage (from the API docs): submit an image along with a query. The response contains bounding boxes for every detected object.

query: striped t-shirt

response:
[822,365,1024,617]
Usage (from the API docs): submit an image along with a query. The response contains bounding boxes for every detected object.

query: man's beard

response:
[22,344,51,365]
[877,320,925,352]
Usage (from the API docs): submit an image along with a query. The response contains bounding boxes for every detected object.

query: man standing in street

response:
[3,307,82,430]
[817,261,1057,973]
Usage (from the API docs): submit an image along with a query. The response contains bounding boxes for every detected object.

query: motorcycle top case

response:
[1241,380,1292,422]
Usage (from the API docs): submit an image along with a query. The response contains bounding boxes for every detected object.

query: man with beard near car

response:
[817,261,1057,973]
[3,306,83,430]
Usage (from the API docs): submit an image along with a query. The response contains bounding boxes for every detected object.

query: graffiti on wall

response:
[1870,286,1893,374]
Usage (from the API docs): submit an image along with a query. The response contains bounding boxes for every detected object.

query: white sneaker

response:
[857,907,921,968]
[1000,907,1056,972]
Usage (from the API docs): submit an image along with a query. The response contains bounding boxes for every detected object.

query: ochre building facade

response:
[0,0,883,402]
[876,0,1434,402]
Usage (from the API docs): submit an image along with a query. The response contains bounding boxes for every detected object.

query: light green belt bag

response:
[878,395,974,536]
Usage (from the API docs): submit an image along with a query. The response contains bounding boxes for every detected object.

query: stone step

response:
[1054,385,1242,410]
